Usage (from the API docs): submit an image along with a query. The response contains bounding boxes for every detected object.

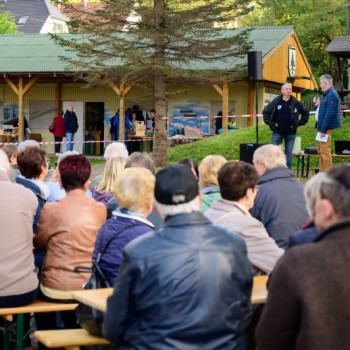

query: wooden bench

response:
[0,300,78,350]
[34,329,110,350]
[294,153,350,177]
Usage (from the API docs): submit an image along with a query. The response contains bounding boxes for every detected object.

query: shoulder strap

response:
[95,221,144,264]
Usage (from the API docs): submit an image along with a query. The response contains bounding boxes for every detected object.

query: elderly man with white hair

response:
[104,163,253,350]
[251,144,308,249]
[0,149,38,308]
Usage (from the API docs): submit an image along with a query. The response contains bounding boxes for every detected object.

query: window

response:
[18,16,28,25]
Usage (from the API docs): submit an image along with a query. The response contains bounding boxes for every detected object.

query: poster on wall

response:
[2,104,18,126]
[0,101,3,125]
[29,100,55,130]
[170,101,210,135]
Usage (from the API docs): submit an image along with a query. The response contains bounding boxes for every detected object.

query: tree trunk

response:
[152,0,168,167]
[153,75,168,166]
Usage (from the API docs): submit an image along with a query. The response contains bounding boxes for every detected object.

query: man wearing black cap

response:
[104,164,254,350]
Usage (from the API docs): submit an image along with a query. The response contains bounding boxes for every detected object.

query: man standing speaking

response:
[263,82,309,169]
[317,74,341,172]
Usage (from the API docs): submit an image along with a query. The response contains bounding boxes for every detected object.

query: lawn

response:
[166,114,350,171]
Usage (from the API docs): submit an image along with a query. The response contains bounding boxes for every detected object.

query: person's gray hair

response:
[57,150,79,165]
[253,144,287,171]
[304,172,328,217]
[0,149,10,173]
[320,74,333,86]
[319,164,350,220]
[104,142,128,160]
[154,196,201,220]
[18,140,40,153]
[125,152,156,175]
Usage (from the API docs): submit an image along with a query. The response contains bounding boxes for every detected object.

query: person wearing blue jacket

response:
[113,109,132,142]
[317,74,342,171]
[92,167,155,286]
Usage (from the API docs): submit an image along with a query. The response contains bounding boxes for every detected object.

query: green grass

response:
[167,115,350,171]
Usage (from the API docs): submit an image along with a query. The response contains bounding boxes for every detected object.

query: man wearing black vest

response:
[263,82,309,169]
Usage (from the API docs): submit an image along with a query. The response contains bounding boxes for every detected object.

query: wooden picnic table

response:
[72,275,268,313]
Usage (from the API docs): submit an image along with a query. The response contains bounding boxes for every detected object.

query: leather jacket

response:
[104,211,253,350]
[34,189,106,291]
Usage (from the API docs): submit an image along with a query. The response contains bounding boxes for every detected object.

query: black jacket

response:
[263,95,309,132]
[103,212,253,350]
[64,110,79,133]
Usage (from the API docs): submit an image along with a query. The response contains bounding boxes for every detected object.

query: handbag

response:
[127,124,136,136]
[75,259,109,336]
[75,222,142,336]
[49,122,55,133]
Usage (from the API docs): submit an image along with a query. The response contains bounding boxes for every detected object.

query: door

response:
[63,101,84,154]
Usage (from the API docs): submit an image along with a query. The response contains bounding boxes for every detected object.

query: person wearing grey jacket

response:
[251,145,308,249]
[205,161,284,274]
[0,150,38,307]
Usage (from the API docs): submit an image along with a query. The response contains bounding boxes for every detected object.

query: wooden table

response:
[251,275,268,304]
[0,133,17,144]
[73,288,112,313]
[128,135,153,153]
[73,275,268,313]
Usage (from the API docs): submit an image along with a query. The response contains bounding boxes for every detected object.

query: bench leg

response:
[301,155,305,177]
[16,313,24,350]
[3,319,13,350]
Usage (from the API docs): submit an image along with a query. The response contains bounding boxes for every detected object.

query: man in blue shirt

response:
[317,74,342,172]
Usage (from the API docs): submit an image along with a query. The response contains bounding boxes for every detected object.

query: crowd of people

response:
[0,73,348,350]
[1,136,349,350]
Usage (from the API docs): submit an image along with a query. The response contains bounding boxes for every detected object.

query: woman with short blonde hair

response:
[92,167,155,286]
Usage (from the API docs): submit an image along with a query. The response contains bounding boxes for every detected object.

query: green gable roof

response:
[0,26,294,73]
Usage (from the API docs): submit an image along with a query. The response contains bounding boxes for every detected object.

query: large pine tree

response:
[56,0,252,165]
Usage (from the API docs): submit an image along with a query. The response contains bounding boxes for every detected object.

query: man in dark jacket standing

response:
[317,74,341,172]
[256,164,350,350]
[64,105,79,151]
[251,144,308,249]
[263,82,309,169]
[104,164,253,350]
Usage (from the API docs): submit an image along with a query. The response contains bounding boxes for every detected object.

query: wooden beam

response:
[4,76,19,95]
[222,83,229,133]
[108,80,121,96]
[212,84,223,96]
[108,83,133,143]
[18,76,24,142]
[4,76,39,142]
[22,76,39,96]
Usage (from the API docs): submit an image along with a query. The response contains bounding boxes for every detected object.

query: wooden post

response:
[212,83,229,133]
[4,76,39,142]
[55,82,61,114]
[108,81,132,143]
[222,83,229,133]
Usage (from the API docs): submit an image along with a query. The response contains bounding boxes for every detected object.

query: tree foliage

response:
[54,0,252,165]
[0,7,18,34]
[240,0,347,81]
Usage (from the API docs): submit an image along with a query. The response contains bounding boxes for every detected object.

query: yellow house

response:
[0,26,317,154]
